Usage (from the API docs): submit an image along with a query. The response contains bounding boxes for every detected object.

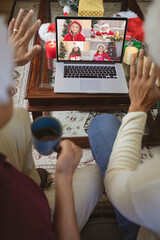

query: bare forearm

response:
[53,174,81,240]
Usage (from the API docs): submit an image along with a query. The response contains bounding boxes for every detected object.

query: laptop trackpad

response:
[80,80,101,92]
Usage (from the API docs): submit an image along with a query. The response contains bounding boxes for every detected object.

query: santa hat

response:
[100,23,109,33]
[144,0,160,67]
[0,16,13,105]
[38,6,70,43]
[63,6,70,16]
[38,23,56,42]
[97,44,106,50]
[72,42,79,49]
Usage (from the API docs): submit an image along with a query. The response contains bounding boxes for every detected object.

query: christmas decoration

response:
[38,6,70,43]
[91,29,95,38]
[62,19,72,38]
[91,20,98,29]
[91,20,97,38]
[78,0,104,17]
[58,0,79,12]
[125,32,132,41]
[123,46,138,65]
[110,34,123,42]
[63,5,70,15]
[106,42,117,61]
[123,40,142,58]
[38,23,56,43]
[58,41,67,59]
[113,10,144,42]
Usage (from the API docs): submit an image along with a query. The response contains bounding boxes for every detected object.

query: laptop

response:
[55,16,128,94]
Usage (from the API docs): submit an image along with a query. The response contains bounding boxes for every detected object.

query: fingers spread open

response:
[8,18,15,37]
[24,45,41,62]
[130,57,136,81]
[23,19,41,43]
[143,55,152,79]
[17,9,34,38]
[136,49,144,79]
[150,64,158,84]
[13,9,24,35]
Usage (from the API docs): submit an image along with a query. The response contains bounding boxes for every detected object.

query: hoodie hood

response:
[68,20,82,35]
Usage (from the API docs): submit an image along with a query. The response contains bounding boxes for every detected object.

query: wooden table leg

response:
[32,111,43,120]
[121,0,144,20]
[142,110,160,146]
[121,0,128,11]
[149,114,160,140]
[128,0,144,20]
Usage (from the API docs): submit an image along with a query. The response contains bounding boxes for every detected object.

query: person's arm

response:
[8,9,41,66]
[104,53,111,61]
[53,140,82,240]
[105,49,160,223]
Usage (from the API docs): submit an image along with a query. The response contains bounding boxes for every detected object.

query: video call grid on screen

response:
[56,16,128,63]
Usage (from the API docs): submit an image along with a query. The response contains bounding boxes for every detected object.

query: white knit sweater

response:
[105,112,160,240]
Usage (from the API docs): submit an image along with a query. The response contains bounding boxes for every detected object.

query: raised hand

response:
[129,49,160,113]
[8,9,41,66]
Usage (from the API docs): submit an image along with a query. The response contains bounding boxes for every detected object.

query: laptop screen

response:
[55,16,128,63]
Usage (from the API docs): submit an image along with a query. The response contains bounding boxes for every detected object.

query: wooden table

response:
[26,0,160,147]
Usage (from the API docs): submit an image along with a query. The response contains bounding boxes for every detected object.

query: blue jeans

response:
[88,114,140,240]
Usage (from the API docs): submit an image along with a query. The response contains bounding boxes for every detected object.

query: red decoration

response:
[91,29,95,38]
[125,31,132,41]
[127,17,144,42]
[48,23,55,33]
[45,41,56,59]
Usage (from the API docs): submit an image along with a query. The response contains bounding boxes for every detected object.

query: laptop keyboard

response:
[64,65,117,79]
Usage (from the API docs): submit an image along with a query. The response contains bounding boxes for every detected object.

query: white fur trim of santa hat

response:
[38,23,56,42]
[97,44,106,50]
[72,42,79,49]
[144,0,160,67]
[113,10,138,18]
[0,16,13,105]
[63,5,70,14]
[100,23,109,33]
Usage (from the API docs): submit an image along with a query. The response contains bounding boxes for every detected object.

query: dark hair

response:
[96,45,105,54]
[69,47,81,57]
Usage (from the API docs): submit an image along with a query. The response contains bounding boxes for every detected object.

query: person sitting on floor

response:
[0,8,104,240]
[88,0,160,239]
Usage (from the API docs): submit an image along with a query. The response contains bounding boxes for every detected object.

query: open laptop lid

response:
[55,16,128,64]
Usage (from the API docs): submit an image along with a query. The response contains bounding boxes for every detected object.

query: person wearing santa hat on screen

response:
[68,42,82,60]
[93,44,111,61]
[96,23,114,36]
[88,0,160,240]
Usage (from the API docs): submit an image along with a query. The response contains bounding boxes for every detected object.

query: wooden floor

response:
[0,0,15,23]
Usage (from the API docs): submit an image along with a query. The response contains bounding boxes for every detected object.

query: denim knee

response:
[89,114,121,138]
